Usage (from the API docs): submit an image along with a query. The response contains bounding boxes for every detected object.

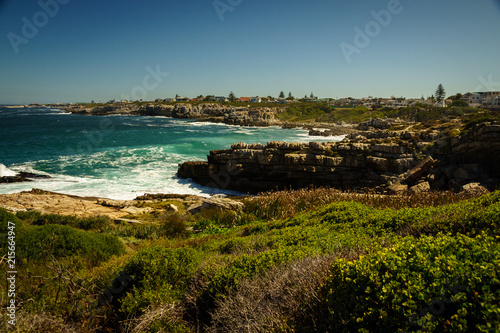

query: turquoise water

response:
[0,107,342,199]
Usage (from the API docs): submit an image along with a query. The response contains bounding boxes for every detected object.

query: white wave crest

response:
[0,164,17,177]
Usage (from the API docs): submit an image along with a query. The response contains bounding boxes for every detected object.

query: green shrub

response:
[16,210,109,231]
[120,246,201,315]
[310,233,500,332]
[158,212,189,238]
[17,224,124,263]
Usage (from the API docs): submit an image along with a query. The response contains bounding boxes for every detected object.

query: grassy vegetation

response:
[1,190,499,332]
[76,100,500,128]
[275,102,498,124]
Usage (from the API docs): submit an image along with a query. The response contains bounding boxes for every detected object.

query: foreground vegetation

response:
[1,189,499,332]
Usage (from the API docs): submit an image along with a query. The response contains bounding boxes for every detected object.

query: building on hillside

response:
[250,97,262,103]
[174,97,190,102]
[215,96,228,102]
[237,97,251,102]
[462,92,484,107]
[482,92,500,110]
[462,91,500,110]
[383,98,408,108]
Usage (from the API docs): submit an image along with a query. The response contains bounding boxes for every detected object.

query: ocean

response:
[0,107,343,199]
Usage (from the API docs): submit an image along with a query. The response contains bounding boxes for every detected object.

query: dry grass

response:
[3,310,78,333]
[121,303,186,333]
[205,253,344,333]
[243,187,479,221]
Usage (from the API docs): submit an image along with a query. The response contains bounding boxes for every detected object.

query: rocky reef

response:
[178,123,500,194]
[0,171,51,184]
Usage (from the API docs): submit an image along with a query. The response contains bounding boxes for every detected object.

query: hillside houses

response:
[144,91,500,111]
[462,91,500,110]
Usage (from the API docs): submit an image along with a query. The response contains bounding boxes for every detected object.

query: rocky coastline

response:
[63,103,358,135]
[65,103,283,127]
[177,122,500,194]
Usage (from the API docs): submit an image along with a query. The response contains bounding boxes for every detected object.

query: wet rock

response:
[0,172,51,184]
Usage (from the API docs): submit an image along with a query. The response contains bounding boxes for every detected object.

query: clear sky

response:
[0,0,499,104]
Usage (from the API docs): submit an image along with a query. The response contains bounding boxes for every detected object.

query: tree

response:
[435,84,445,102]
[451,100,469,107]
[279,91,285,99]
[286,92,294,100]
[310,92,314,98]
[228,91,236,102]
[456,93,463,100]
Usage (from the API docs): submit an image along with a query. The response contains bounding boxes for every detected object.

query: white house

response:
[215,96,229,102]
[250,97,262,103]
[462,92,484,107]
[482,92,500,109]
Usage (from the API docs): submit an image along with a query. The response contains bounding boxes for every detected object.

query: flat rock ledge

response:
[178,123,500,194]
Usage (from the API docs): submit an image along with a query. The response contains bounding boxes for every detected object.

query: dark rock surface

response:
[0,172,51,184]
[178,123,500,194]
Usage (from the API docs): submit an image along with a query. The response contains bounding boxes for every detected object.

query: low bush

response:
[17,224,124,263]
[306,233,500,332]
[16,210,110,231]
[120,246,202,315]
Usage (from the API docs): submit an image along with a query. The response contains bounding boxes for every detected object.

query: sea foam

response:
[0,164,17,177]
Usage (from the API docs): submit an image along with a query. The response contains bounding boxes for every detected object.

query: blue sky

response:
[0,0,499,104]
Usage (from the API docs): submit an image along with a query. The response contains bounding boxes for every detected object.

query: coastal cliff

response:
[178,123,500,194]
[66,103,282,126]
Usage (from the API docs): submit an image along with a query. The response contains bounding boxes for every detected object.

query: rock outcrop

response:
[178,140,420,194]
[178,123,500,194]
[0,172,51,184]
[66,103,281,126]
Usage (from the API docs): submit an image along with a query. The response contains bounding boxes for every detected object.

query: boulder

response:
[388,183,408,194]
[402,156,436,184]
[409,181,430,194]
[166,204,178,212]
[461,182,489,195]
[187,197,244,215]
